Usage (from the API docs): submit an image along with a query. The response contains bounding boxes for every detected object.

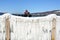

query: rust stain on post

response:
[5,16,10,40]
[51,18,56,40]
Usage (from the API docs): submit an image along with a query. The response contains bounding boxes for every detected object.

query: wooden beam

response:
[51,18,56,40]
[5,16,10,40]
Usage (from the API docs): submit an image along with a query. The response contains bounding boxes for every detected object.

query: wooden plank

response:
[51,18,56,40]
[5,16,10,40]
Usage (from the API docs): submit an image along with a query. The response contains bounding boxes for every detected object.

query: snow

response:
[0,13,60,40]
[10,14,56,40]
[0,14,6,40]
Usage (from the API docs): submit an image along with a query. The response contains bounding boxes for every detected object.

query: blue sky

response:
[0,0,60,13]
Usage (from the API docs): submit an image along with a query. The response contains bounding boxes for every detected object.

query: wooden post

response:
[51,18,56,40]
[5,16,10,40]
